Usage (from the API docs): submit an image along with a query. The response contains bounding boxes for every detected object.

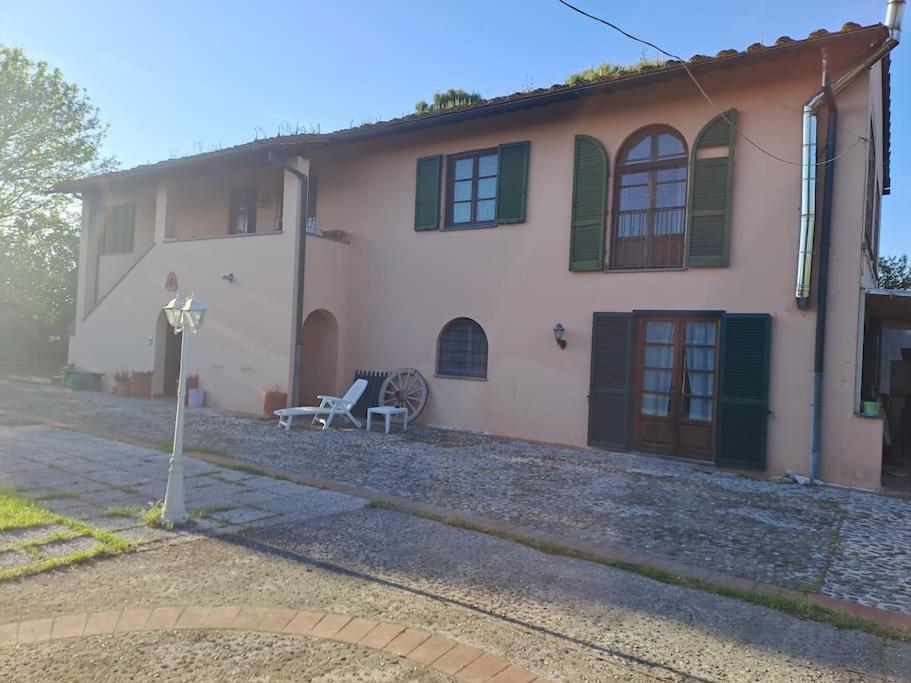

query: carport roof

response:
[867,289,911,325]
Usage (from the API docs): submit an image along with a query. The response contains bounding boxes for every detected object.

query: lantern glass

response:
[164,297,182,329]
[181,296,207,333]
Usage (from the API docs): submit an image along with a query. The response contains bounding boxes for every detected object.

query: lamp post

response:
[161,293,207,525]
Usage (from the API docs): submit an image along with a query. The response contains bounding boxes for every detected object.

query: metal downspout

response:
[797,0,904,481]
[810,93,838,482]
[268,151,309,407]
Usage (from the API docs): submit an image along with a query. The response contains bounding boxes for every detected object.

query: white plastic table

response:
[366,406,408,434]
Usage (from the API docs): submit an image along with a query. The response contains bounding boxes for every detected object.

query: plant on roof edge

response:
[565,54,666,86]
[415,89,484,114]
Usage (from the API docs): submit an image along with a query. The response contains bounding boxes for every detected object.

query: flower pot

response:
[130,372,153,398]
[113,381,132,397]
[188,388,205,408]
[262,390,287,418]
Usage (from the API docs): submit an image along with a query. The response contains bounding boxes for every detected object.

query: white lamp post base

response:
[162,458,187,525]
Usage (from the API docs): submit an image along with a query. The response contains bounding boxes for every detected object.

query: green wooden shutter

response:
[569,135,608,271]
[495,140,529,224]
[414,155,442,230]
[687,110,736,267]
[588,313,632,449]
[716,313,771,469]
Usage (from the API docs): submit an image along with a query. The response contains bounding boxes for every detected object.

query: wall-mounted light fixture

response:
[553,323,566,349]
[221,273,235,283]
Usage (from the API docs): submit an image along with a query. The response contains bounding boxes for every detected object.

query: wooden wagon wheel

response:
[378,368,428,422]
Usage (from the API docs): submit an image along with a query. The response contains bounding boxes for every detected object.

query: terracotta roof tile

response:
[55,21,888,191]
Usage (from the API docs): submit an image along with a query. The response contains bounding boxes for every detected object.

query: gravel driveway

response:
[2,380,910,614]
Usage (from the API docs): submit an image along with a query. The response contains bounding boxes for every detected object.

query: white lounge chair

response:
[274,378,368,432]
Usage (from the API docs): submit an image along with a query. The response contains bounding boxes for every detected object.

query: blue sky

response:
[2,0,906,253]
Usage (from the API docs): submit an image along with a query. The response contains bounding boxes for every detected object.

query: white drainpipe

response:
[796,0,904,307]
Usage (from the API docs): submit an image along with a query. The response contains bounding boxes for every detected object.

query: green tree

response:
[415,89,483,113]
[0,45,113,371]
[565,56,665,85]
[878,254,911,290]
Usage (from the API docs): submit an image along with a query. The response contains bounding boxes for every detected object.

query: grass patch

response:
[103,501,229,527]
[141,505,166,527]
[0,486,131,581]
[367,499,911,645]
[103,505,146,518]
[188,505,235,520]
[0,490,57,530]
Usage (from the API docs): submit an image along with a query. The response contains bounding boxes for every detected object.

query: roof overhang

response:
[55,23,888,194]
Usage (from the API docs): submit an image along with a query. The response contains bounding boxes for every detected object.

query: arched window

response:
[610,127,688,269]
[437,318,488,379]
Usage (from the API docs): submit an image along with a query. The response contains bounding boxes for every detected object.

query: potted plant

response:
[113,369,132,397]
[130,371,153,398]
[186,373,205,408]
[262,384,287,418]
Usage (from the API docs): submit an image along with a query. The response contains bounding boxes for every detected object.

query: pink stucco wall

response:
[308,46,883,487]
[68,35,887,488]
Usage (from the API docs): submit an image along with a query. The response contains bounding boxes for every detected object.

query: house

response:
[57,9,906,491]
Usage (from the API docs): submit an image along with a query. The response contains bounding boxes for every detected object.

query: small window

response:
[610,127,688,269]
[229,187,258,234]
[103,202,135,254]
[446,149,498,229]
[437,318,488,379]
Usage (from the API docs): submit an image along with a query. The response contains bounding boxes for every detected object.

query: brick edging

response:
[39,420,911,633]
[0,606,547,682]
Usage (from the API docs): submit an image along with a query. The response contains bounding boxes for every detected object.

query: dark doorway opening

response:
[163,326,181,397]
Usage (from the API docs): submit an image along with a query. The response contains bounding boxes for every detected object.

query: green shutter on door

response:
[686,110,736,267]
[588,313,632,449]
[495,140,529,224]
[569,135,609,271]
[716,313,771,470]
[414,155,442,230]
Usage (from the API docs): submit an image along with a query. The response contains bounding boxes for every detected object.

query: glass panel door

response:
[642,321,674,418]
[683,322,716,422]
[634,316,718,459]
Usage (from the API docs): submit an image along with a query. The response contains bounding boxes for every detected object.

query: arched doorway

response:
[300,309,339,403]
[154,310,182,397]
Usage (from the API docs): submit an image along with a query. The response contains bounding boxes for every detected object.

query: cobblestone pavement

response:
[2,380,911,614]
[1,425,910,680]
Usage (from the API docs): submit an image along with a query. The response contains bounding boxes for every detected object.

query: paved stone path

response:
[2,380,911,614]
[0,423,367,564]
[2,423,911,680]
[0,605,543,682]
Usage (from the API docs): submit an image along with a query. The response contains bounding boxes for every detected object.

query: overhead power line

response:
[556,0,867,167]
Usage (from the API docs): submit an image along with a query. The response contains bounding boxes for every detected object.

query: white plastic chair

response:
[274,379,368,432]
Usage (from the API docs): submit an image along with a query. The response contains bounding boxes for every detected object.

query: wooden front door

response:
[633,316,718,460]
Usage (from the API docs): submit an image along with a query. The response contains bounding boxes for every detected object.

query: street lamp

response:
[161,293,207,525]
